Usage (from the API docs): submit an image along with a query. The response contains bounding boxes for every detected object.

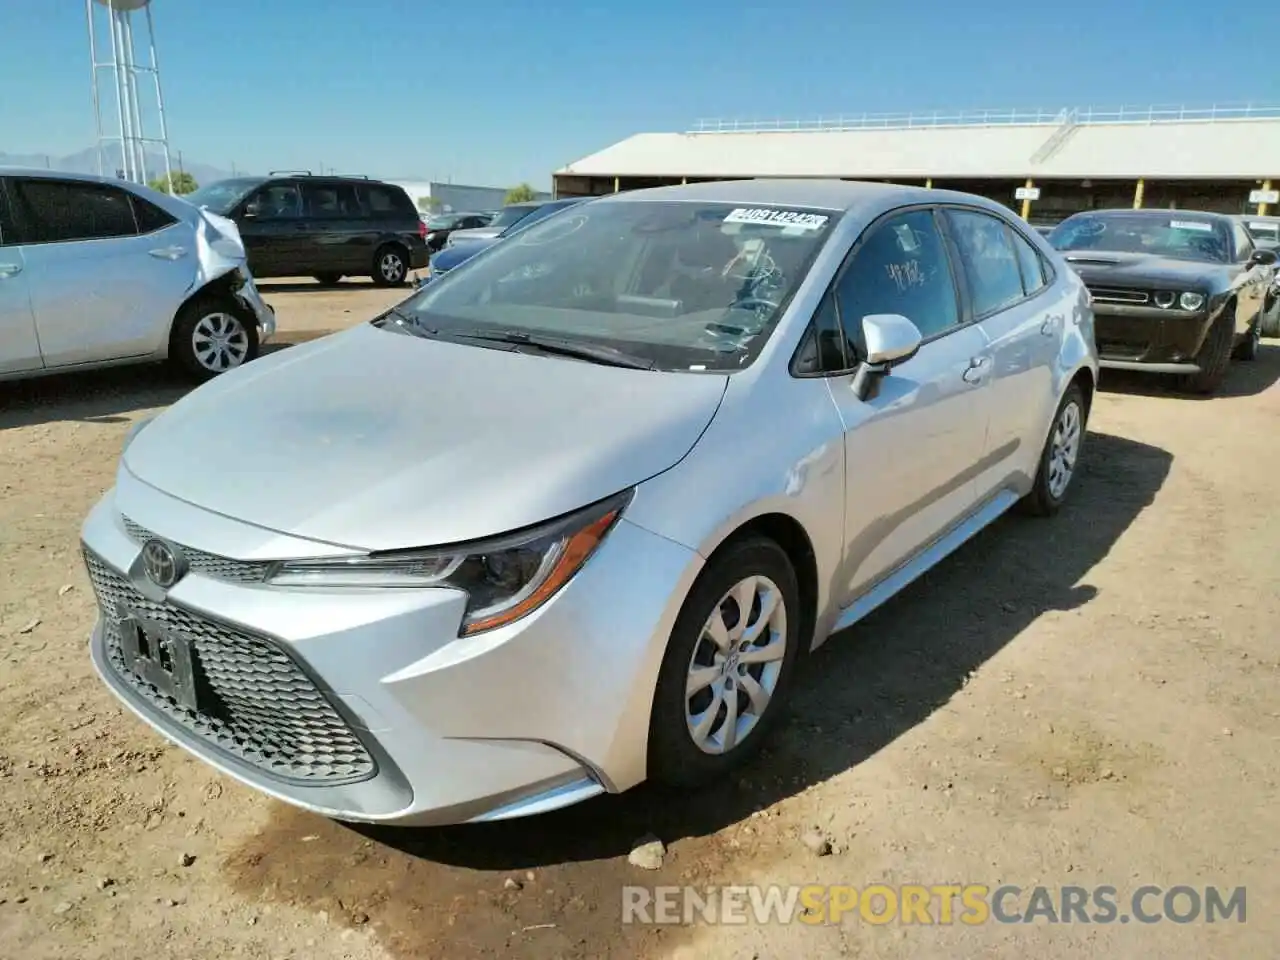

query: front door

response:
[819,207,992,603]
[9,177,195,367]
[236,181,307,278]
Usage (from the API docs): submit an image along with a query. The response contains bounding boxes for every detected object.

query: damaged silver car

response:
[0,169,275,382]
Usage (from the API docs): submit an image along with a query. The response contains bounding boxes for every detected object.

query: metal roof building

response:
[553,104,1280,222]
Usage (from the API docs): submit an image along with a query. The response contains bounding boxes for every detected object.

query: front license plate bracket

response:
[118,614,201,712]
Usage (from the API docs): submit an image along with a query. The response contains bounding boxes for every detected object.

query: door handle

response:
[148,245,187,260]
[962,356,991,384]
[0,262,22,279]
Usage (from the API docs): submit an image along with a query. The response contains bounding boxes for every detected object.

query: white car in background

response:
[0,168,275,382]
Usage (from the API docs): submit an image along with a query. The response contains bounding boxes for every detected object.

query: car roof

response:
[0,166,147,184]
[1069,207,1231,223]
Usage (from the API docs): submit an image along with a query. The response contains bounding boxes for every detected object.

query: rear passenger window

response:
[132,196,178,234]
[945,209,1026,316]
[1009,228,1047,295]
[304,183,360,218]
[833,208,961,350]
[362,186,398,216]
[12,179,138,243]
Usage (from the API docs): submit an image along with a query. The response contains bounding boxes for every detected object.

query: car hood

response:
[123,323,729,551]
[432,237,497,270]
[449,227,503,244]
[1061,250,1226,288]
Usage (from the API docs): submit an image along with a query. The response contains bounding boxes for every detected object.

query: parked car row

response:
[80,179,1101,826]
[424,197,586,280]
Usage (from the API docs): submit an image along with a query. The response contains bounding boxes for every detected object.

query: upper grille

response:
[84,549,376,785]
[1087,286,1150,305]
[122,516,271,584]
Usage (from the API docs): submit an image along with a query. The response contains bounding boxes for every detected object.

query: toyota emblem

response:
[141,538,185,589]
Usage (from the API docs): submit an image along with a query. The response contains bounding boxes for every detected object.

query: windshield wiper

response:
[461,330,655,369]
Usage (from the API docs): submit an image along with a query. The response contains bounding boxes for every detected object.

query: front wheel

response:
[648,536,803,788]
[1019,381,1086,517]
[1177,310,1235,394]
[169,297,259,382]
[1233,318,1260,362]
[372,245,409,286]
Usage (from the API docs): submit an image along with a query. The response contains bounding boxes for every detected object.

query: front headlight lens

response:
[1180,292,1206,311]
[265,489,632,636]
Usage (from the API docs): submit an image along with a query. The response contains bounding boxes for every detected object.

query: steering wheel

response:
[724,250,779,283]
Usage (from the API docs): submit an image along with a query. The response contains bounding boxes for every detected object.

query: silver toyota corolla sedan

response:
[81,180,1098,826]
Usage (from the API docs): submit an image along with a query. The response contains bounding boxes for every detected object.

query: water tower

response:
[86,0,174,189]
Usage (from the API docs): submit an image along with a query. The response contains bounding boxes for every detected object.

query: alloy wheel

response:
[191,312,250,373]
[685,575,788,755]
[1046,399,1082,500]
[380,252,406,282]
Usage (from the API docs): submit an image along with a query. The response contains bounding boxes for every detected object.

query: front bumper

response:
[236,273,276,343]
[80,486,700,826]
[1092,303,1212,370]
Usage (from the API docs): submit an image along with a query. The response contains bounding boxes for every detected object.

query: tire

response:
[314,273,342,286]
[372,245,409,286]
[169,296,259,382]
[1260,299,1280,338]
[1177,308,1235,394]
[648,536,803,788]
[1233,318,1260,362]
[1018,381,1086,517]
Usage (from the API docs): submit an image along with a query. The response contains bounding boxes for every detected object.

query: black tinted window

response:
[362,185,409,217]
[12,179,138,243]
[946,209,1026,316]
[132,196,178,234]
[304,183,360,218]
[248,184,302,219]
[834,208,960,350]
[793,291,848,374]
[1010,228,1047,295]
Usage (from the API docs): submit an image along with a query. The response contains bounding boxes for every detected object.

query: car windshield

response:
[1049,213,1230,263]
[385,200,838,372]
[1244,220,1280,243]
[487,204,538,229]
[185,178,264,215]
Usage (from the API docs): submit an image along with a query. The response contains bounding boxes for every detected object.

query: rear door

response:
[300,181,364,274]
[9,177,196,367]
[0,179,42,375]
[942,206,1058,503]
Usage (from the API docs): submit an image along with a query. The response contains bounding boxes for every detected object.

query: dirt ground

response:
[1,279,1277,959]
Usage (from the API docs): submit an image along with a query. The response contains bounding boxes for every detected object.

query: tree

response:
[418,195,442,213]
[504,183,537,204]
[148,171,198,195]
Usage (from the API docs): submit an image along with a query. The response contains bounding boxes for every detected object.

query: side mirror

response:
[862,313,923,367]
[851,314,923,401]
[1250,247,1278,266]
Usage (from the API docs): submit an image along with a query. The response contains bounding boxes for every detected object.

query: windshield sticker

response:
[724,208,830,231]
[1170,219,1213,232]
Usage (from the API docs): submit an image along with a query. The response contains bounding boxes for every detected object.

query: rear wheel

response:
[169,297,259,382]
[1177,309,1235,394]
[372,245,409,286]
[648,536,803,788]
[1019,381,1086,517]
[314,273,342,286]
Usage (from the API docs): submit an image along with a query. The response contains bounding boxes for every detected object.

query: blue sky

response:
[4,0,1280,189]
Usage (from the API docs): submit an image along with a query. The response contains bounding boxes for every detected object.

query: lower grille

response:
[84,549,376,785]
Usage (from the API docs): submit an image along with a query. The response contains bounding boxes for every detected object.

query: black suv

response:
[185,173,429,286]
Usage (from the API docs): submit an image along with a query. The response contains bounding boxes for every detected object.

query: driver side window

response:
[1232,222,1255,262]
[833,208,961,358]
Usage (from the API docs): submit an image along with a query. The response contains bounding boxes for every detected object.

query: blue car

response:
[424,197,586,282]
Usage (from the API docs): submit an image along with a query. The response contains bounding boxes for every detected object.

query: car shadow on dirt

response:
[0,338,328,432]
[257,279,408,294]
[224,430,1173,959]
[1099,341,1280,399]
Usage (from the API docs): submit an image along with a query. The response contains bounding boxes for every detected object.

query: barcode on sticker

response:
[1170,220,1213,232]
[724,208,830,231]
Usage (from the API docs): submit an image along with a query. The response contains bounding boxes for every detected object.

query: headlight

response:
[1179,292,1206,311]
[265,489,632,636]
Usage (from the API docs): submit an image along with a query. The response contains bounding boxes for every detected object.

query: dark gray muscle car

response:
[1049,209,1277,394]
